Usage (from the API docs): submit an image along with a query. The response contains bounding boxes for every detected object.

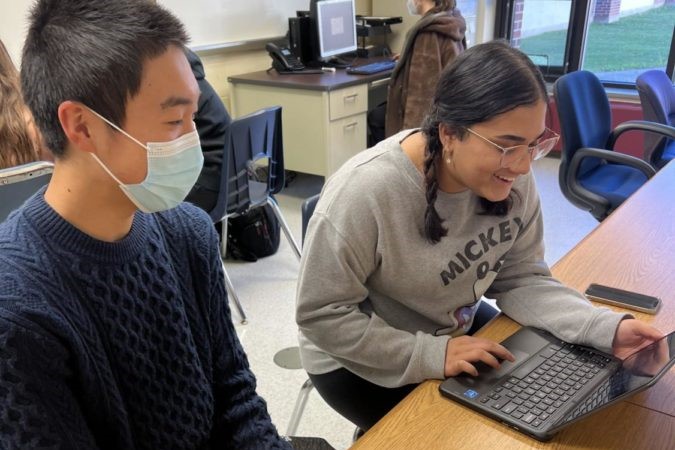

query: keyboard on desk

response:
[439,326,675,441]
[479,343,613,429]
[346,60,396,75]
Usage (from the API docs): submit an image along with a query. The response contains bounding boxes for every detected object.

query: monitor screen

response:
[315,0,356,59]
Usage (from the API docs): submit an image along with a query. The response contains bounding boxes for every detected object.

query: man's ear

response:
[57,101,101,154]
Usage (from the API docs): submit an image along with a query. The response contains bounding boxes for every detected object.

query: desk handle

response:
[369,78,391,89]
[343,94,359,103]
[344,122,358,131]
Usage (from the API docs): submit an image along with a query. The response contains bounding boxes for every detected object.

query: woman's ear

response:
[438,123,457,160]
[438,123,457,148]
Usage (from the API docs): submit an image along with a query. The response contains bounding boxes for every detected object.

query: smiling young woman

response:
[295,41,662,433]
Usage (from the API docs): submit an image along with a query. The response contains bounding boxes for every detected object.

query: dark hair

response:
[420,41,547,244]
[430,0,457,14]
[21,0,189,158]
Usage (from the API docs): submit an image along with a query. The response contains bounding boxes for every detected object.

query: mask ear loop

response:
[85,106,147,186]
[86,107,147,150]
[90,153,126,186]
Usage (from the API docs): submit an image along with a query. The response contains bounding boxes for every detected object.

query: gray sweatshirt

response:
[296,130,627,388]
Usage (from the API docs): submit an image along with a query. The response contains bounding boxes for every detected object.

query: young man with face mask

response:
[0,1,292,449]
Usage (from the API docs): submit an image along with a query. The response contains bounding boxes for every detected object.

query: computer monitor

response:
[310,0,357,61]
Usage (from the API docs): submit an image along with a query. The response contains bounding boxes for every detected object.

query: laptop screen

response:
[553,330,675,429]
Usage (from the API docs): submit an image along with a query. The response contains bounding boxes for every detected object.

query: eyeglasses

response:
[464,127,560,168]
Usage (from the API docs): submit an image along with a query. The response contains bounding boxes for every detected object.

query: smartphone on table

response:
[584,283,662,314]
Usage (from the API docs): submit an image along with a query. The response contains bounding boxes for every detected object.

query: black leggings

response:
[308,301,499,431]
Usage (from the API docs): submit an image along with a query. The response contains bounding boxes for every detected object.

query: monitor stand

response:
[325,57,352,69]
[306,57,352,69]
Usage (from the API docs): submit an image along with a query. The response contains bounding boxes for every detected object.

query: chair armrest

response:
[566,147,656,210]
[607,120,675,149]
[570,147,656,179]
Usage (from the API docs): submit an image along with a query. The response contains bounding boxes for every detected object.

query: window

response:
[582,0,675,84]
[502,0,573,76]
[496,0,675,86]
[457,0,479,46]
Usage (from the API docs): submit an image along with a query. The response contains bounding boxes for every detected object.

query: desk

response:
[228,60,392,177]
[350,161,675,449]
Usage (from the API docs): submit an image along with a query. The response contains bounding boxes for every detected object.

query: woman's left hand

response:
[612,319,664,359]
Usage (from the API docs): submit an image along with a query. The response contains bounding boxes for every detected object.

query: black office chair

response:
[636,69,675,169]
[208,106,301,324]
[272,193,320,436]
[300,194,320,242]
[0,161,54,223]
[553,70,667,221]
[287,194,402,442]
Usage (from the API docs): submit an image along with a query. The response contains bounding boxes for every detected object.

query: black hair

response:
[21,0,189,157]
[420,40,547,244]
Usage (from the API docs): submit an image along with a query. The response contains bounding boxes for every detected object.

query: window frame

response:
[495,0,675,87]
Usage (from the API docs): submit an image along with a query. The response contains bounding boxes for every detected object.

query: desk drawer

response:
[327,113,367,174]
[329,85,368,121]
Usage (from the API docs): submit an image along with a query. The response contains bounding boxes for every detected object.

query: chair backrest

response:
[0,161,54,223]
[553,70,615,213]
[554,71,612,178]
[636,69,675,165]
[208,106,284,223]
[301,194,320,244]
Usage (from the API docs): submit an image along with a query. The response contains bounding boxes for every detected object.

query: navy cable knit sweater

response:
[0,191,292,450]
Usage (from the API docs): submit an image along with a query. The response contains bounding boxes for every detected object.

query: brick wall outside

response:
[593,0,622,23]
[511,0,525,47]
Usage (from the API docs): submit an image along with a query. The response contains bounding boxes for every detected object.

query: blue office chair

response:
[0,161,54,223]
[554,70,663,221]
[636,69,675,169]
[209,106,301,323]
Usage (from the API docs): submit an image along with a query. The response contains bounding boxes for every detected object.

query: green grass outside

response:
[518,5,675,72]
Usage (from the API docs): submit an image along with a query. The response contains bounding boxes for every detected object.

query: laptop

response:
[439,327,675,441]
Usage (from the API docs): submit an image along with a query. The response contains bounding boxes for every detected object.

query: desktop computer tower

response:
[288,16,313,64]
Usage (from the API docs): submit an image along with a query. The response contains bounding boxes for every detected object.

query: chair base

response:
[217,197,301,325]
[221,259,248,325]
[220,218,248,324]
[274,346,315,436]
[274,346,304,369]
[267,197,301,260]
[287,377,314,436]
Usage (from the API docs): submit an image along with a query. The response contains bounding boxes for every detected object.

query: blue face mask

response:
[88,108,204,213]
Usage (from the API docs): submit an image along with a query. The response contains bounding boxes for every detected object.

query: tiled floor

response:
[228,155,599,450]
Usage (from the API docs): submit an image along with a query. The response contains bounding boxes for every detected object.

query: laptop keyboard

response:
[478,343,613,428]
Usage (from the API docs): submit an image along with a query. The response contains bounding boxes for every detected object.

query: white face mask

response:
[87,108,204,213]
[406,0,420,15]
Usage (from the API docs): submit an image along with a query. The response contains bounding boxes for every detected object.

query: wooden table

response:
[351,161,675,450]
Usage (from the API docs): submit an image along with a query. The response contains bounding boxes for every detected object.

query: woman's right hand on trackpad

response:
[444,335,515,377]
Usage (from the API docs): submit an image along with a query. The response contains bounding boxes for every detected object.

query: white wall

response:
[372,0,417,54]
[159,0,309,49]
[199,0,371,111]
[620,0,657,15]
[0,0,372,113]
[0,0,34,66]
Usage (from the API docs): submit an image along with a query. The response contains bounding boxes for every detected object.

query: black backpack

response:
[226,201,281,262]
[225,163,281,262]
